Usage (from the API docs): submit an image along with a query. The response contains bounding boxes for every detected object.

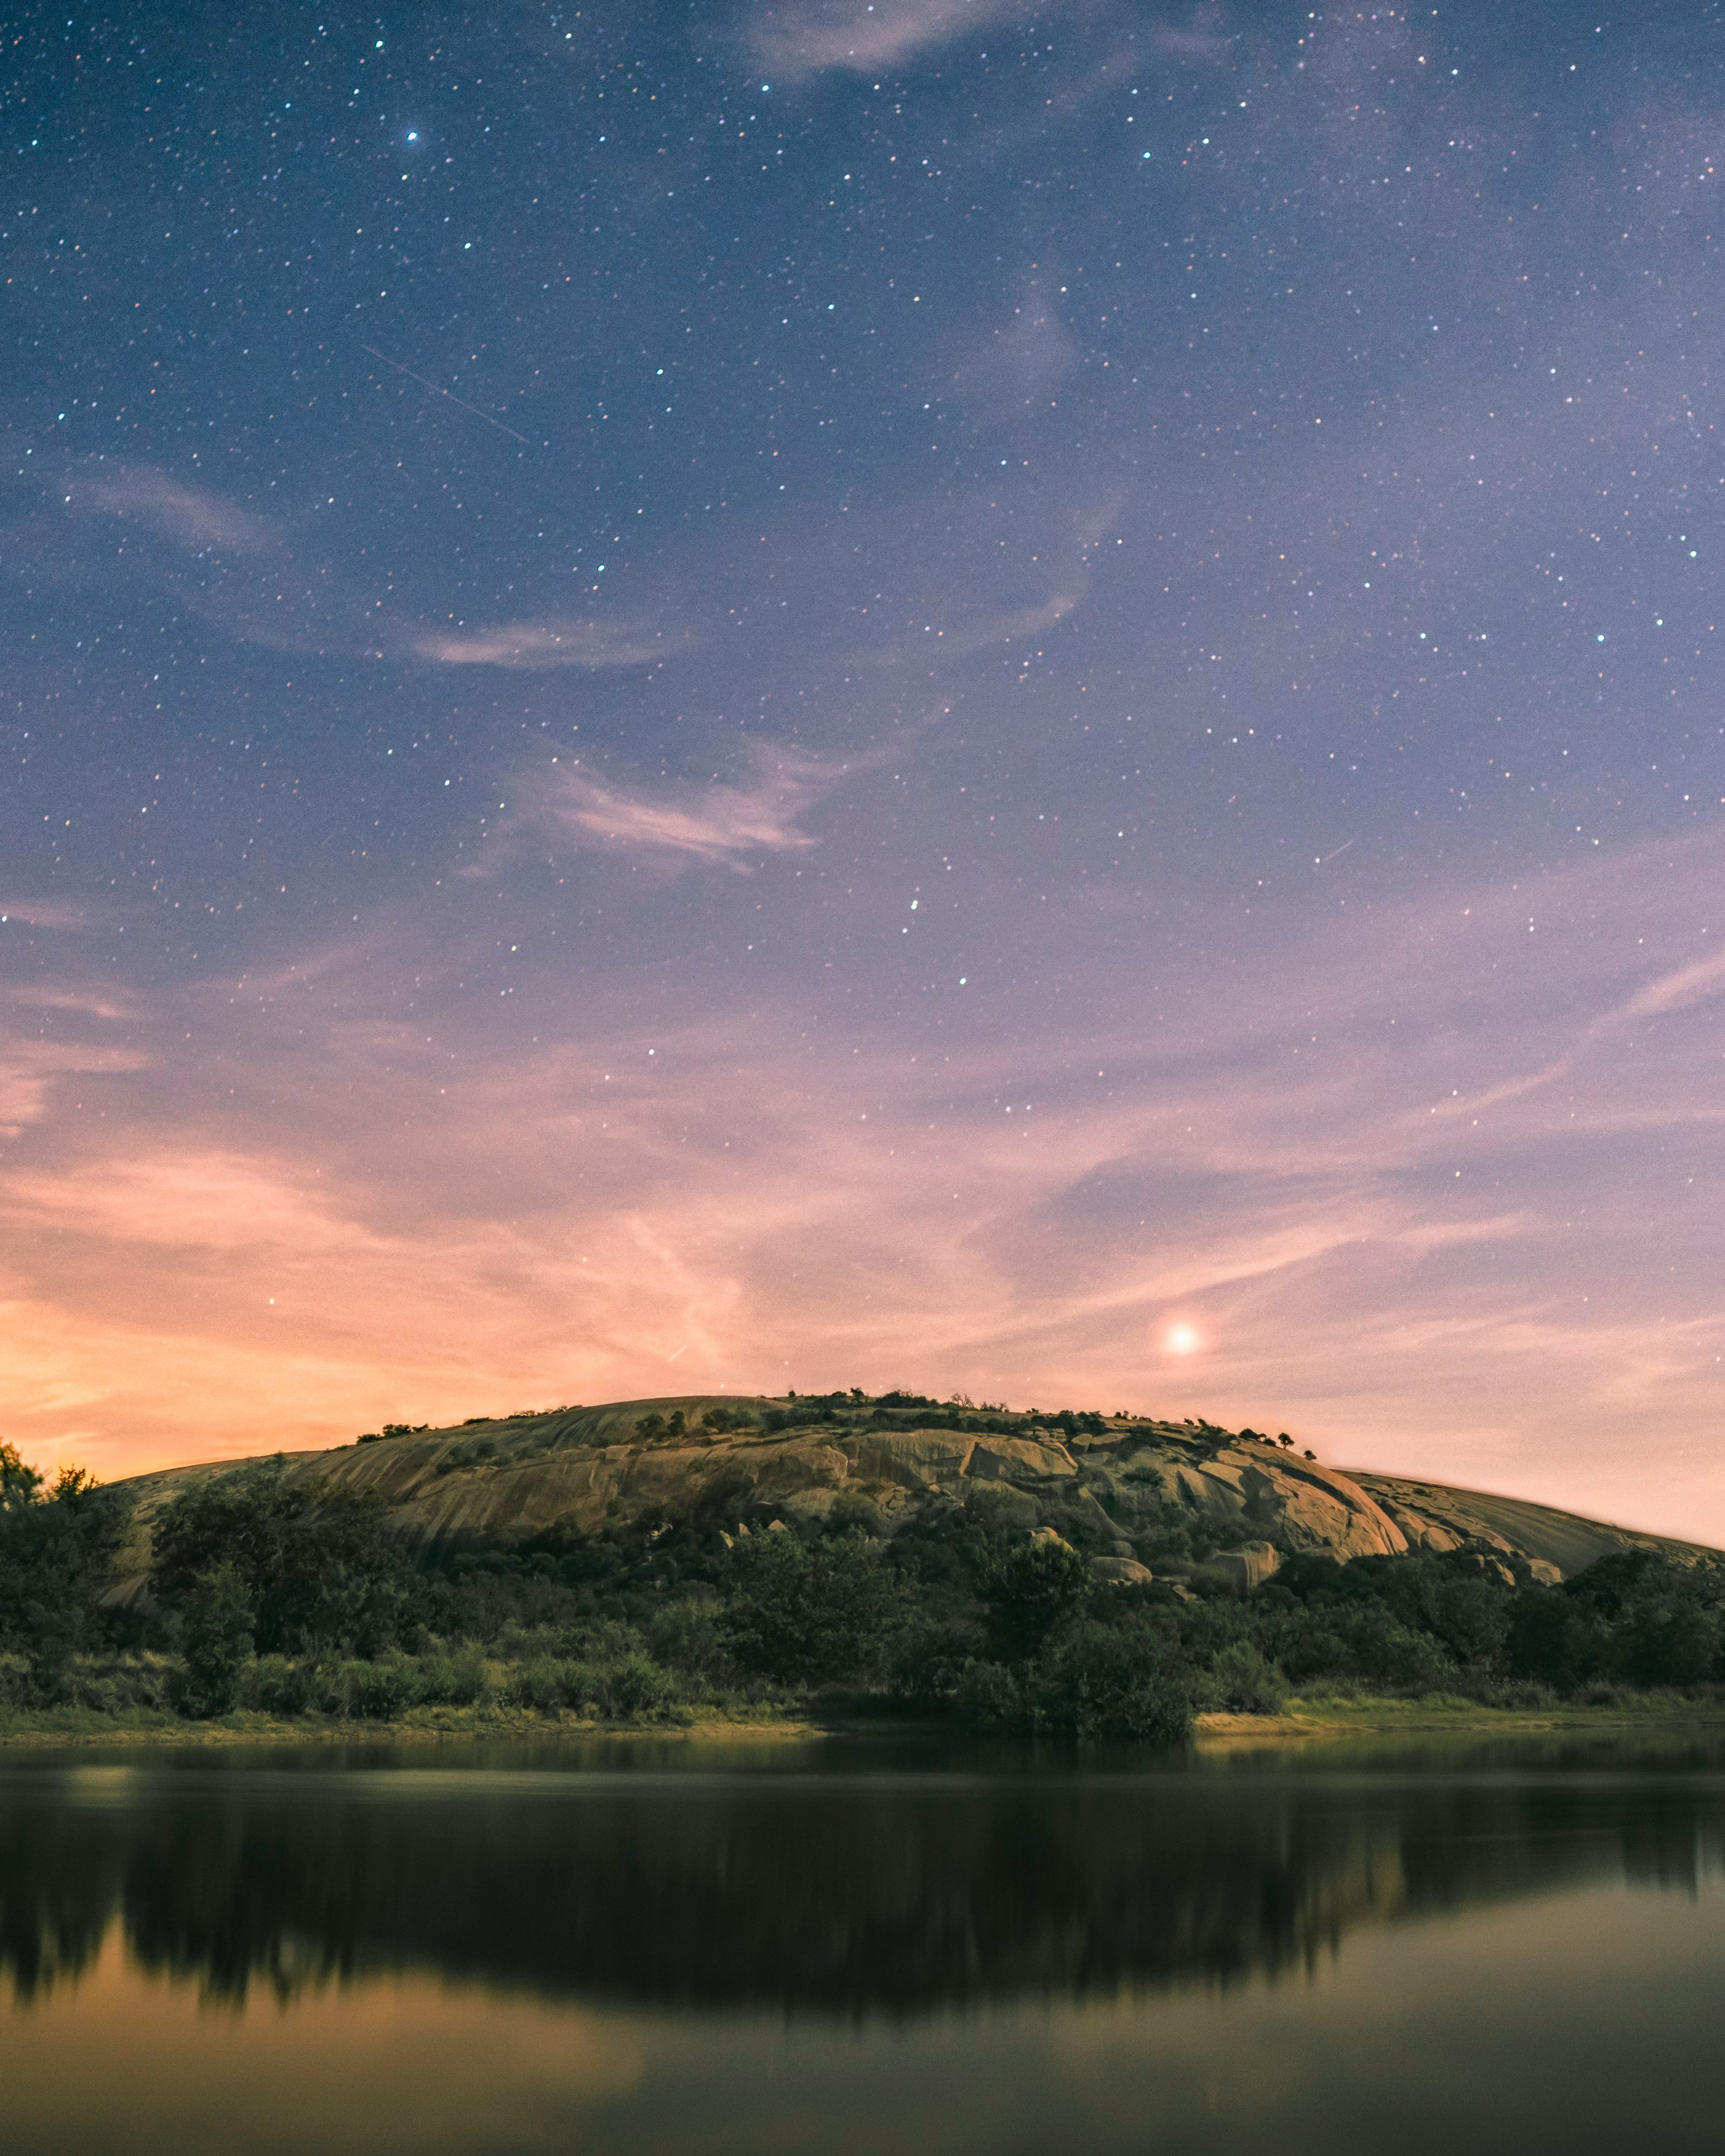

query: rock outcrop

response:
[106,1393,1715,1593]
[1089,1556,1157,1587]
[1212,1540,1282,1597]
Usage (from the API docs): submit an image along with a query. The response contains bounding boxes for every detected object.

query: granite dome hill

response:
[111,1391,1714,1588]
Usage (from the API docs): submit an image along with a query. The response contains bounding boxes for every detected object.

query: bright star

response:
[1165,1324,1202,1356]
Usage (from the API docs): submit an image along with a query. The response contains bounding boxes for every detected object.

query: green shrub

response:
[951,1657,1023,1731]
[1029,1621,1193,1745]
[503,1659,597,1713]
[342,1660,426,1719]
[971,1536,1093,1664]
[825,1492,887,1538]
[1350,1619,1455,1694]
[645,1596,733,1684]
[1492,1679,1560,1711]
[70,1659,173,1715]
[418,1649,492,1706]
[496,1654,678,1718]
[1208,1641,1289,1715]
[595,1653,679,1720]
[721,1533,907,1686]
[889,1616,986,1705]
[170,1562,256,1719]
[246,1655,326,1716]
[152,1462,417,1659]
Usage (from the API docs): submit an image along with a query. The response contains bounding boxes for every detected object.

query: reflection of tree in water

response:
[2,1746,1721,2016]
[0,1807,125,2001]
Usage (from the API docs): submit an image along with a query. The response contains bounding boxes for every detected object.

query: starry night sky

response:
[4,1,1723,1536]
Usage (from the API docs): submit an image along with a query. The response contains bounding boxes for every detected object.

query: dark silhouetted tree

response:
[972,1536,1093,1664]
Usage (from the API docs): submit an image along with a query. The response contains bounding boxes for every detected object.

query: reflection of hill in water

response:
[3,1744,1723,2015]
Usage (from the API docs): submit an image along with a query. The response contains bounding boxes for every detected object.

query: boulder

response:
[966,1436,1078,1484]
[1089,1556,1155,1587]
[1211,1540,1281,1597]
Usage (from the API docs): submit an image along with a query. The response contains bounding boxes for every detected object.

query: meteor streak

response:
[362,343,532,443]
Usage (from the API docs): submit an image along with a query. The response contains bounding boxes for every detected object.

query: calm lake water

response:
[2,1731,1722,2155]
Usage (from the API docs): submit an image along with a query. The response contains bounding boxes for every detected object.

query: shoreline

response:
[1193,1696,1725,1747]
[0,1705,825,1750]
[4,1692,1724,1753]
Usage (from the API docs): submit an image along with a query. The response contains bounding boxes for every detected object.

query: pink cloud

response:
[0,897,99,930]
[410,616,684,670]
[4,825,1725,1542]
[0,1039,147,1139]
[526,745,845,866]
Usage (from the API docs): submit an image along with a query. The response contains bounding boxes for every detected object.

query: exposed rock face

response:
[108,1394,1714,1590]
[1212,1540,1282,1597]
[1098,1442,1409,1561]
[1344,1473,1659,1580]
[1090,1556,1156,1587]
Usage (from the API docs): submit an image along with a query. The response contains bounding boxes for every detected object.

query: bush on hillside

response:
[153,1461,419,1659]
[971,1536,1092,1664]
[1031,1621,1194,1744]
[953,1620,1193,1746]
[0,1450,134,1703]
[170,1563,256,1718]
[720,1530,907,1686]
[1208,1640,1290,1715]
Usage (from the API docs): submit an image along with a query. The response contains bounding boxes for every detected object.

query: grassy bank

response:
[5,1653,1724,1751]
[1195,1689,1725,1747]
[0,1644,809,1746]
[0,1703,823,1749]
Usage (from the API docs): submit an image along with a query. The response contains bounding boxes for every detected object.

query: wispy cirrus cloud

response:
[6,823,1725,1537]
[852,589,1082,667]
[1148,23,1236,64]
[0,1039,147,1138]
[0,897,100,930]
[60,470,688,678]
[527,744,847,867]
[410,614,686,671]
[740,1,1231,83]
[1617,944,1725,1021]
[948,282,1078,417]
[68,467,280,555]
[2,985,134,1020]
[743,0,1027,78]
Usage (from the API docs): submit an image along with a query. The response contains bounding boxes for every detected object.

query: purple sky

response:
[3,1,1722,1539]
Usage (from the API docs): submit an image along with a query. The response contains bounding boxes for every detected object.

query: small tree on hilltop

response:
[0,1441,44,1511]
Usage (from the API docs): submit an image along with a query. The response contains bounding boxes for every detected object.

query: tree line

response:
[2,1439,1722,1737]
